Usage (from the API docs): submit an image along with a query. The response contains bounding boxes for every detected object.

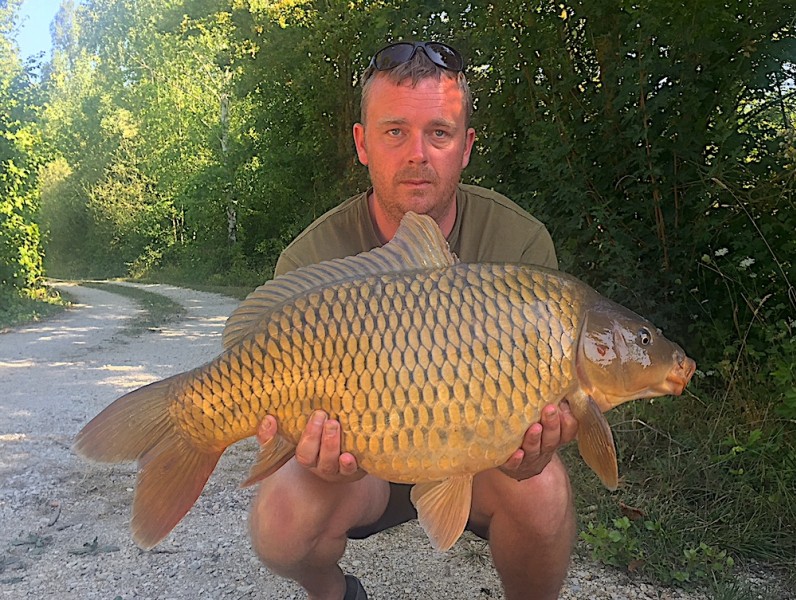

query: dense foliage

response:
[2,0,794,591]
[0,0,46,314]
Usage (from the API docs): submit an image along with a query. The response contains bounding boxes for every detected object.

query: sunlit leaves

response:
[0,1,44,295]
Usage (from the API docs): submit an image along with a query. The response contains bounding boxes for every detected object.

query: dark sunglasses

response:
[368,41,465,72]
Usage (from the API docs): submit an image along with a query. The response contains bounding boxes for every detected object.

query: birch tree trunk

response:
[220,79,237,246]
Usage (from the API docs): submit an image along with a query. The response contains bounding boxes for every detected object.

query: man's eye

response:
[387,128,402,136]
[433,130,448,138]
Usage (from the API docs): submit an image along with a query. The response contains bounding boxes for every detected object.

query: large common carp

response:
[75,212,695,551]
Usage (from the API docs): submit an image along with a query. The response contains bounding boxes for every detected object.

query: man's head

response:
[354,41,476,241]
[360,42,474,127]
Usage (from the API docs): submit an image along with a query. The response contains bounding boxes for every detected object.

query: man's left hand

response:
[499,401,579,481]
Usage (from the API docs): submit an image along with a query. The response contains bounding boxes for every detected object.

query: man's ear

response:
[353,123,368,166]
[461,127,476,169]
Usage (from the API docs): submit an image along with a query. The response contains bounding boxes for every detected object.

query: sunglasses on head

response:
[368,41,465,73]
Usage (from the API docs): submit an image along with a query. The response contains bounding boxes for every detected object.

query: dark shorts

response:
[346,482,487,540]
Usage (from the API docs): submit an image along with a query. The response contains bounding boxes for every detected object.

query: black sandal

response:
[343,574,368,600]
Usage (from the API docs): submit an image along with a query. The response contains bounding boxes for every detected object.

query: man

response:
[250,41,579,600]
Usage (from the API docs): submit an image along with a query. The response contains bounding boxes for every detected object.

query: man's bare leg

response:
[470,454,576,600]
[250,458,389,600]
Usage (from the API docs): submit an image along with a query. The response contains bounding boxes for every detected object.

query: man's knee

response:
[248,466,391,570]
[472,455,575,540]
[517,457,575,539]
[249,479,309,569]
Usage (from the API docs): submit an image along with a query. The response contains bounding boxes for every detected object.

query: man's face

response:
[353,75,475,229]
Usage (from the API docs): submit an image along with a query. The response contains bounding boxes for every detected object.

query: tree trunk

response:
[220,85,236,245]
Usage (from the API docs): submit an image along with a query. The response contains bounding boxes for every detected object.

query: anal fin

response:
[133,438,222,549]
[241,433,296,487]
[569,391,619,490]
[410,475,473,551]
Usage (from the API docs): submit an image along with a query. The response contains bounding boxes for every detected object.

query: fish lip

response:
[663,357,696,395]
[662,375,687,395]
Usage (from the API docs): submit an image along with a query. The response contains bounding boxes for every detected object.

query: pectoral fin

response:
[569,393,619,490]
[410,475,473,551]
[241,433,296,487]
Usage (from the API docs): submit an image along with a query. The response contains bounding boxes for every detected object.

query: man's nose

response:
[406,133,429,164]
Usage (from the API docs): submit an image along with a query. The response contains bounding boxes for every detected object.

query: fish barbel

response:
[74,212,695,551]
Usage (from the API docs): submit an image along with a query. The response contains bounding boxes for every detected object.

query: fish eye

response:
[638,327,652,345]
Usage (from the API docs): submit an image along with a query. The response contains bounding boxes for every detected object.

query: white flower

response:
[714,247,729,257]
[739,257,755,269]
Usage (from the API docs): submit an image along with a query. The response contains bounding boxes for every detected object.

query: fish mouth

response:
[662,356,697,395]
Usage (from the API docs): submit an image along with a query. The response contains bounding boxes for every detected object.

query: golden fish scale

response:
[170,264,584,482]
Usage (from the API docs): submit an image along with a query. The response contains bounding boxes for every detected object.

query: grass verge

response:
[141,280,254,301]
[80,282,186,335]
[568,379,795,598]
[0,286,69,331]
[137,265,260,301]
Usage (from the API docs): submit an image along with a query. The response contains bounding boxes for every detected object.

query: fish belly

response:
[173,264,579,483]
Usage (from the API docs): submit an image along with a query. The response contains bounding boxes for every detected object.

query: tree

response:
[463,0,794,341]
[0,0,45,298]
[40,0,244,276]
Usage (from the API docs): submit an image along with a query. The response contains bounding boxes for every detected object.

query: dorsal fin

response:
[222,212,457,349]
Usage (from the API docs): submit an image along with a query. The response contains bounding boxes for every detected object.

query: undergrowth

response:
[570,339,796,594]
[0,285,68,330]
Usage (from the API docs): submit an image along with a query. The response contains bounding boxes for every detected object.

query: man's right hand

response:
[257,411,365,484]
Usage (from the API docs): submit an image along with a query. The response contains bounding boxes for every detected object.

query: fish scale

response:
[75,212,695,551]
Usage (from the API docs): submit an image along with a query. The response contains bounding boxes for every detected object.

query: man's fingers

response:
[558,400,579,444]
[502,448,525,472]
[521,421,543,453]
[316,418,342,476]
[498,403,578,481]
[539,405,562,453]
[295,410,327,467]
[338,452,359,477]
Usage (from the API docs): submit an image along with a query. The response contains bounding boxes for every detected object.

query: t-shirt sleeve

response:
[272,193,375,277]
[274,251,303,277]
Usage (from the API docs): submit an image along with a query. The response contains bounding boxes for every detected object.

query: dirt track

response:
[0,282,744,599]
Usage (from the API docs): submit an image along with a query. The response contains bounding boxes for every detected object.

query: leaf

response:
[619,501,646,521]
[627,559,646,573]
[68,537,120,556]
[10,533,52,549]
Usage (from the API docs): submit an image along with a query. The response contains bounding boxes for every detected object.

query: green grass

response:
[1,277,250,332]
[144,280,254,301]
[0,286,70,330]
[80,281,186,335]
[138,262,262,301]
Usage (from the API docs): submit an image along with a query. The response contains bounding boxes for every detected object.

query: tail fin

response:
[73,375,223,549]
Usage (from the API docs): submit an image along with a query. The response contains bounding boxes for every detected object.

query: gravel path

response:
[0,282,772,599]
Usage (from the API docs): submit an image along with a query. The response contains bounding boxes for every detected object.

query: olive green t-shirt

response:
[274,183,557,276]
